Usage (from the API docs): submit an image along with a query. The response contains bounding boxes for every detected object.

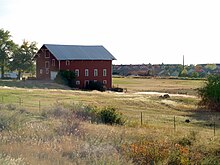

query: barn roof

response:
[41,44,116,61]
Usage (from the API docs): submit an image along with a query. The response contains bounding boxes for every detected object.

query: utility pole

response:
[183,55,185,70]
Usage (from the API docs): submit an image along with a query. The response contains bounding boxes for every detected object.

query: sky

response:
[1,0,220,65]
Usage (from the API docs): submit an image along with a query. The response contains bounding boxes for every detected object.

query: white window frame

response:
[52,59,55,66]
[40,69,43,74]
[45,51,50,58]
[94,69,98,77]
[103,80,107,84]
[66,60,70,66]
[85,69,89,77]
[76,80,80,85]
[103,69,107,76]
[84,80,89,87]
[46,68,49,74]
[45,61,50,68]
[75,69,79,77]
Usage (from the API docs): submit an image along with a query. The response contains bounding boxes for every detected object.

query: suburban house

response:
[34,44,116,89]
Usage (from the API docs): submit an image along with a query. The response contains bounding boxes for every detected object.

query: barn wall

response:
[35,49,59,80]
[60,60,112,89]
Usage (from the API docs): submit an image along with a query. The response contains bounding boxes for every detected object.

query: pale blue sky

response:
[1,0,220,65]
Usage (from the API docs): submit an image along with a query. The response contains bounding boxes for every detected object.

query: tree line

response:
[0,28,38,79]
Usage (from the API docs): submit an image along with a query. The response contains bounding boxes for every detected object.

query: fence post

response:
[1,96,3,103]
[174,116,176,132]
[214,122,216,136]
[19,98,22,106]
[39,101,41,111]
[141,112,143,126]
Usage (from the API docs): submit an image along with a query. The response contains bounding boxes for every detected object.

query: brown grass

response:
[0,78,219,164]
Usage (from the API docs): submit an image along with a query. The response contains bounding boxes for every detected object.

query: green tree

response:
[10,40,38,79]
[205,64,217,71]
[0,29,16,78]
[179,68,188,77]
[198,74,220,111]
[55,70,76,88]
[191,71,199,78]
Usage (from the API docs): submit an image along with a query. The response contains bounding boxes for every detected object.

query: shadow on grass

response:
[0,80,70,90]
[184,108,220,129]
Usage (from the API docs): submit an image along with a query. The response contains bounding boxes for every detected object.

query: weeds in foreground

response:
[0,102,220,164]
[0,153,27,165]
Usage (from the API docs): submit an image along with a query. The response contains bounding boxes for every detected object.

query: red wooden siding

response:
[35,48,113,89]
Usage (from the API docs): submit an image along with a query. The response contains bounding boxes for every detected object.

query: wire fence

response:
[138,111,219,137]
[0,95,73,112]
[1,95,219,137]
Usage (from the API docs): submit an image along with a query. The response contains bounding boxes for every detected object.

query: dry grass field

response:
[0,78,219,164]
[113,77,203,95]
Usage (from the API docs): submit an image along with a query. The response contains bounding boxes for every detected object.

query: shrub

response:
[55,70,76,88]
[85,81,106,92]
[72,104,98,123]
[0,110,27,131]
[121,140,170,164]
[0,115,8,131]
[6,104,16,111]
[178,137,192,146]
[56,115,82,136]
[0,153,26,165]
[46,104,71,118]
[98,107,125,125]
[198,74,220,111]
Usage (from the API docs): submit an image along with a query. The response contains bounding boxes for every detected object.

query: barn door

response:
[50,71,58,80]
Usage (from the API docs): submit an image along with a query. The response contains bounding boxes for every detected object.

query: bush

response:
[85,81,106,92]
[98,107,125,125]
[56,115,82,136]
[122,140,170,164]
[0,153,26,165]
[71,104,124,125]
[72,104,98,123]
[46,104,71,118]
[0,115,8,131]
[198,74,220,111]
[0,110,27,131]
[55,70,76,88]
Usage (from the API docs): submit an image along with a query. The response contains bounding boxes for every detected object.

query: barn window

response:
[103,69,107,76]
[84,80,89,87]
[52,59,55,66]
[40,69,43,74]
[85,69,89,77]
[103,80,107,84]
[46,68,49,74]
[66,60,70,66]
[45,61,50,68]
[76,81,80,85]
[94,69,98,76]
[45,51,50,58]
[75,69,79,77]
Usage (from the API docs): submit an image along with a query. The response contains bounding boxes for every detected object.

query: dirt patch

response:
[135,91,197,98]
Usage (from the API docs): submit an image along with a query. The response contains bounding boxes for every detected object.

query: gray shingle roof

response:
[43,44,116,61]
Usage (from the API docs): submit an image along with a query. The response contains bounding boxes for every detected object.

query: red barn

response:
[34,44,116,89]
